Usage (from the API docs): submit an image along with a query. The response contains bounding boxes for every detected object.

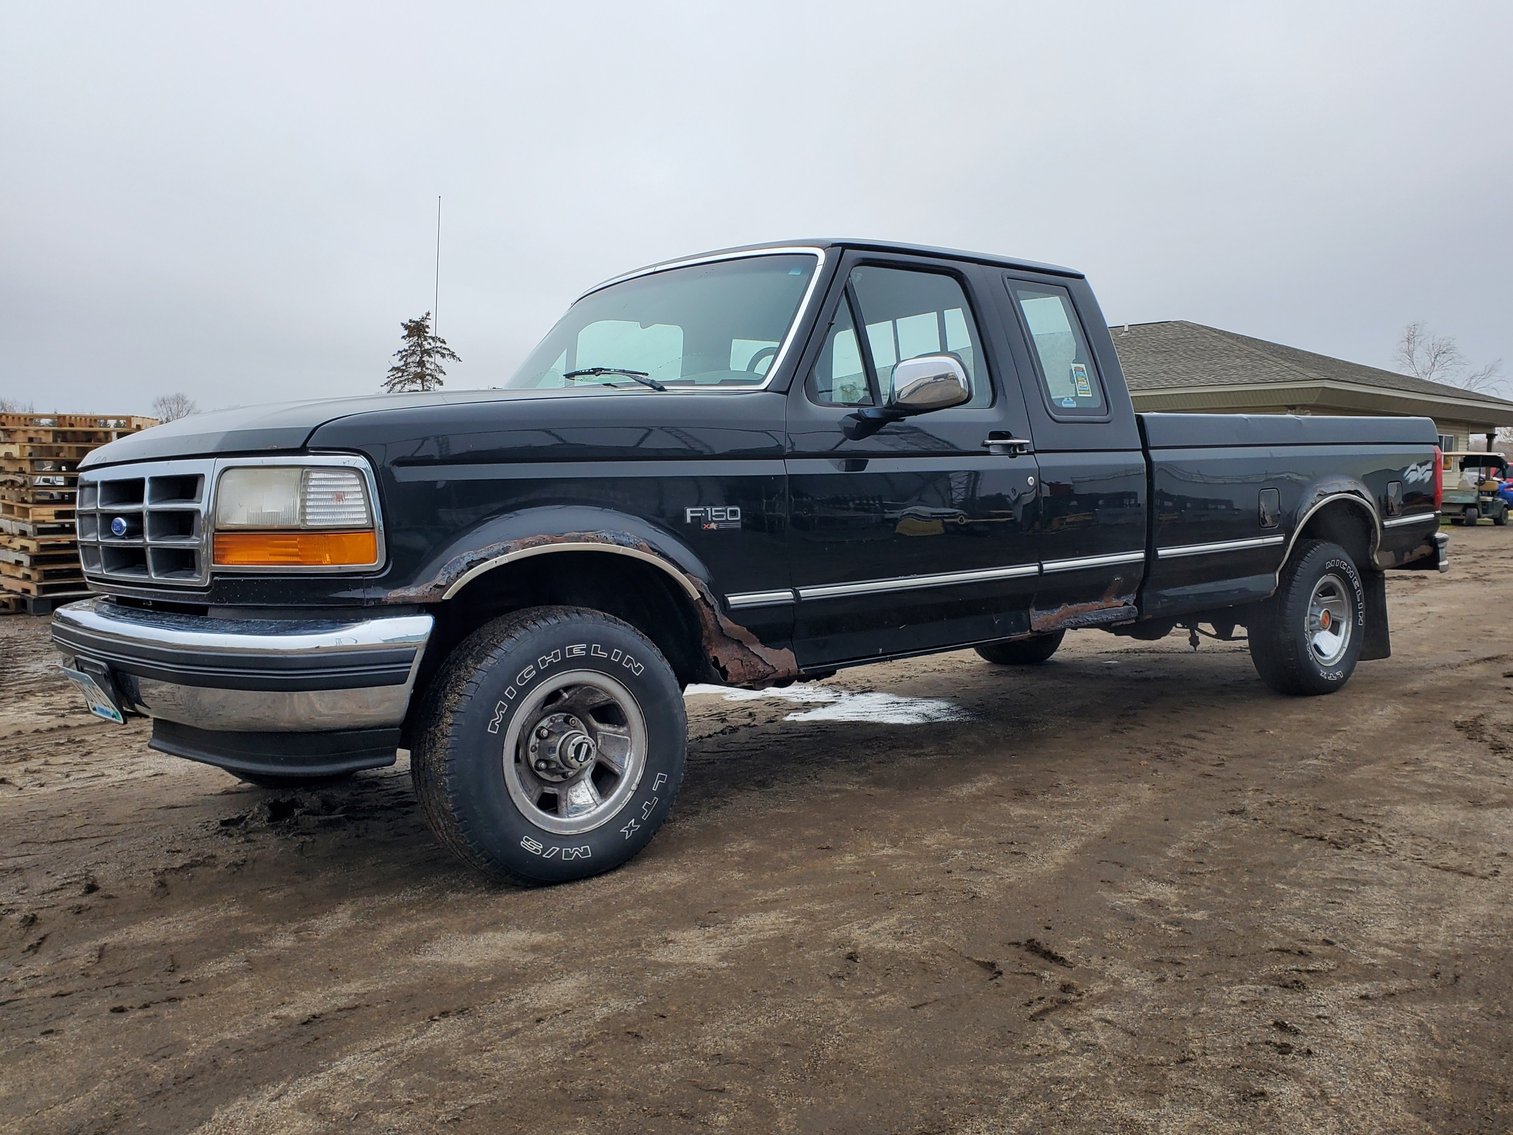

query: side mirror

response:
[889,355,970,415]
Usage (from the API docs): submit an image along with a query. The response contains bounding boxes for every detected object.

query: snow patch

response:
[685,682,968,725]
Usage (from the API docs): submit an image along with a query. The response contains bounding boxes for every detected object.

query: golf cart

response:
[1442,450,1509,526]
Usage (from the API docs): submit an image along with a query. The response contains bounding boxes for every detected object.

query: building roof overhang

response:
[1129,379,1513,427]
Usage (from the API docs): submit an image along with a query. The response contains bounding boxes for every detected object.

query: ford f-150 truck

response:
[51,240,1451,884]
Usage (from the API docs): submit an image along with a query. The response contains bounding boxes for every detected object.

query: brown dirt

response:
[2,528,1510,1134]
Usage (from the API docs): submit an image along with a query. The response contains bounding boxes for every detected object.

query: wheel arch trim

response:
[1280,490,1382,573]
[440,541,702,602]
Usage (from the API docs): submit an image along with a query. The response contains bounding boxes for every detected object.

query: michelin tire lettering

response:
[486,642,647,734]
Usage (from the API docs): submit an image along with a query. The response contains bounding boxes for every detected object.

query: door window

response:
[808,266,991,409]
[808,298,872,406]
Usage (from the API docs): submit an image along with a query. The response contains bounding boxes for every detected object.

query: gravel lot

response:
[3,527,1510,1134]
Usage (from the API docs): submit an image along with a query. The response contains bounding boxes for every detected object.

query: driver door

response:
[785,256,1042,668]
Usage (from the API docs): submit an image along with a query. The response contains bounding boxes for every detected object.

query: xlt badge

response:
[685,506,741,531]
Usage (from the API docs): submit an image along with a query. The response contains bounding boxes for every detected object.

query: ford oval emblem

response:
[110,516,129,537]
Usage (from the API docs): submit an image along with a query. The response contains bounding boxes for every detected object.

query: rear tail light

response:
[1433,445,1444,510]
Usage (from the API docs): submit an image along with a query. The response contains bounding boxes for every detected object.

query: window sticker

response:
[1071,362,1094,399]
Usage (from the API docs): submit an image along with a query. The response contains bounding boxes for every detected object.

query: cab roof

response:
[589,239,1083,297]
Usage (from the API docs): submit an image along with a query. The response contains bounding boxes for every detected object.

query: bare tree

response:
[1395,322,1503,393]
[0,397,36,413]
[383,312,459,393]
[152,392,197,421]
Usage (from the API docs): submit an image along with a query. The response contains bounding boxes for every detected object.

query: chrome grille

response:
[77,458,214,587]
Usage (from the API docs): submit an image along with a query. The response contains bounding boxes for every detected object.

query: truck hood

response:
[80,389,641,468]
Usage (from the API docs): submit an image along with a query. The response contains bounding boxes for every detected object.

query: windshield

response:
[504,253,818,391]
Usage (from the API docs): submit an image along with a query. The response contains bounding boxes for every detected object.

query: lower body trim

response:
[150,721,401,777]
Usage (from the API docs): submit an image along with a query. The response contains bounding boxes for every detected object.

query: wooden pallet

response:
[0,544,81,566]
[0,501,76,522]
[0,573,87,596]
[0,532,81,552]
[0,413,156,431]
[0,469,78,484]
[0,481,78,501]
[0,558,84,581]
[0,517,76,540]
[0,589,91,616]
[1,442,104,461]
[0,414,155,615]
[0,493,74,511]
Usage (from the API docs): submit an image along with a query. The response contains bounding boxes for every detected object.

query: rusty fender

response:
[1028,579,1137,635]
[383,531,798,688]
[382,531,650,604]
[685,577,799,688]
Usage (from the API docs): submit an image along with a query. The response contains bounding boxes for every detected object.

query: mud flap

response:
[1361,570,1390,661]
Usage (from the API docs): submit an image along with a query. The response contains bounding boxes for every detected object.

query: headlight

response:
[212,463,380,569]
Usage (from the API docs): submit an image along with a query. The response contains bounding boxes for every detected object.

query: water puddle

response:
[685,683,969,725]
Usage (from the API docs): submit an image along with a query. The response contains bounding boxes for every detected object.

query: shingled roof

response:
[1112,320,1510,403]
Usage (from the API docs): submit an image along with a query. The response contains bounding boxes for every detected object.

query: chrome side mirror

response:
[890,355,970,414]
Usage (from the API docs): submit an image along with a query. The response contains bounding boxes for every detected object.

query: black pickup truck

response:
[51,240,1449,883]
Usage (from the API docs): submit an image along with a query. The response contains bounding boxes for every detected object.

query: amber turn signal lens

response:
[213,530,378,567]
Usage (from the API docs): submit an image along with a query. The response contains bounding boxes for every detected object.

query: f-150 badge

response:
[686,506,742,531]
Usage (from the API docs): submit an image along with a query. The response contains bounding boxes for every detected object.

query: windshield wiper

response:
[562,367,666,392]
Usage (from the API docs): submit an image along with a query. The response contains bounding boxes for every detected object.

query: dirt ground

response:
[2,528,1510,1135]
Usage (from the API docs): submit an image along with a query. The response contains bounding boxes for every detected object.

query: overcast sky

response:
[2,0,1509,413]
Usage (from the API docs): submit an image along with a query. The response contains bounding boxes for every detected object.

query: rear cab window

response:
[1007,279,1108,419]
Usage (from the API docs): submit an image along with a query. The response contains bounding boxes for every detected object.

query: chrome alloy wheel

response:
[500,670,647,835]
[1306,572,1353,668]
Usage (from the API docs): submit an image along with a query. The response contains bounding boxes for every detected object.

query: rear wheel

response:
[1465,505,1480,525]
[976,630,1065,666]
[412,606,686,885]
[1249,540,1364,696]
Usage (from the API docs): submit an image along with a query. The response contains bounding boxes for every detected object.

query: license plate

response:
[61,663,126,724]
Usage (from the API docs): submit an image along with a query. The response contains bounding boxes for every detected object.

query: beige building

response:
[1111,321,1513,452]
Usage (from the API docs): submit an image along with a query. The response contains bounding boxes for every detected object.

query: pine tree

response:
[383,312,460,393]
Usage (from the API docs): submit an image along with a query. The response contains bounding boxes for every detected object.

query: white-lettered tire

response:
[1249,539,1365,696]
[412,605,686,885]
[975,630,1065,666]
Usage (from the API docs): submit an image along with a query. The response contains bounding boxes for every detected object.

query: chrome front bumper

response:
[51,598,433,774]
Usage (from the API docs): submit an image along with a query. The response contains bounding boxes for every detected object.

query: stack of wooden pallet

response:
[0,413,158,614]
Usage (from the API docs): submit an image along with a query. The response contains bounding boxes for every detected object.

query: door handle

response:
[982,436,1032,457]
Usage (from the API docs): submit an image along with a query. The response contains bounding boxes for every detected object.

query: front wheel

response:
[1494,505,1508,527]
[1249,540,1365,696]
[412,606,687,885]
[976,630,1065,666]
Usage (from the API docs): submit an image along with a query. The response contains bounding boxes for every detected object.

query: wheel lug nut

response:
[536,726,549,739]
